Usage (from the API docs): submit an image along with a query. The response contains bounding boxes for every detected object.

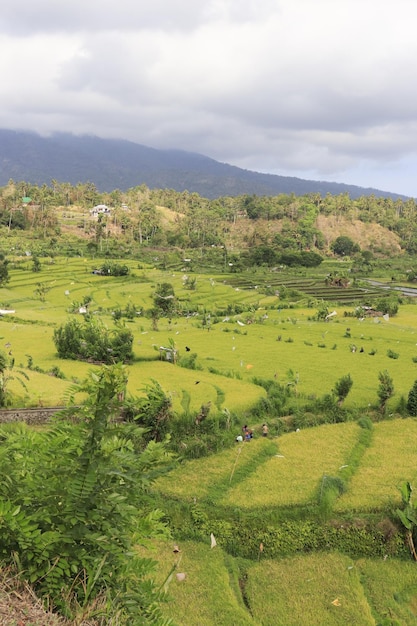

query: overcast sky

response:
[1,0,417,196]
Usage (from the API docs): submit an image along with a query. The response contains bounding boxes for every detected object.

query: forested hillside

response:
[0,180,415,263]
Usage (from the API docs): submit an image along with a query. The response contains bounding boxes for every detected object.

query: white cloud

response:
[1,0,417,195]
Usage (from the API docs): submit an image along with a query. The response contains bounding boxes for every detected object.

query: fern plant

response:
[0,364,175,623]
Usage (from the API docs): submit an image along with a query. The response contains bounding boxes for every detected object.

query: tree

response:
[31,256,41,272]
[124,379,173,442]
[249,245,277,266]
[375,297,399,317]
[316,302,329,321]
[0,364,175,620]
[0,253,9,286]
[332,374,353,405]
[407,380,417,416]
[153,282,176,316]
[53,317,134,363]
[331,235,360,256]
[377,370,394,413]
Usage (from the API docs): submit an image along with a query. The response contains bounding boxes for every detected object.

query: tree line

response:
[2,181,417,268]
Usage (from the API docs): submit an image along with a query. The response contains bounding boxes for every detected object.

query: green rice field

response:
[139,541,417,625]
[2,256,417,412]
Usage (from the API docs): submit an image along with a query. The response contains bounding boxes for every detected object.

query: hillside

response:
[0,129,408,200]
[316,215,402,254]
[224,214,402,254]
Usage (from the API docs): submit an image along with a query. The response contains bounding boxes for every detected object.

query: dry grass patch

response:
[223,423,360,508]
[0,566,65,626]
[316,215,401,253]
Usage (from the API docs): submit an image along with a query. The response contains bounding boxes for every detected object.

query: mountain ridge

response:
[0,129,408,200]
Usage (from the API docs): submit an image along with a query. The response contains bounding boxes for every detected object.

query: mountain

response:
[0,129,407,200]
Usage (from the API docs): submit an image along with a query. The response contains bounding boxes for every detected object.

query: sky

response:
[1,0,417,196]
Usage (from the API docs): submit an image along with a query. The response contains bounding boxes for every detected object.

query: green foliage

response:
[357,416,374,430]
[315,302,329,321]
[396,481,417,560]
[278,251,323,267]
[0,253,9,286]
[97,261,130,276]
[406,380,417,416]
[124,379,173,442]
[214,385,226,411]
[31,256,41,272]
[33,281,51,301]
[183,275,197,290]
[376,296,399,316]
[251,378,294,419]
[0,365,175,622]
[180,389,191,415]
[53,317,134,363]
[331,235,360,256]
[153,282,176,316]
[387,349,399,359]
[179,514,405,560]
[0,350,29,407]
[377,370,395,412]
[333,373,353,404]
[177,352,201,370]
[317,475,347,520]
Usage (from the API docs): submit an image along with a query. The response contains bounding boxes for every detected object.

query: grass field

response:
[246,552,374,626]
[155,437,279,500]
[223,423,361,509]
[3,255,417,623]
[335,418,417,512]
[2,257,417,413]
[156,418,417,513]
[139,540,417,626]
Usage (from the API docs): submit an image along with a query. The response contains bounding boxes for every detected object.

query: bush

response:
[407,380,417,416]
[0,366,174,621]
[357,416,373,430]
[177,352,202,370]
[317,475,347,520]
[179,515,406,560]
[97,262,130,276]
[53,317,134,363]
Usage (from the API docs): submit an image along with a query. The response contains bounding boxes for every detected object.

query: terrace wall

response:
[0,407,66,424]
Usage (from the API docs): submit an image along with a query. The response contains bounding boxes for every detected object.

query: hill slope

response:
[0,129,407,200]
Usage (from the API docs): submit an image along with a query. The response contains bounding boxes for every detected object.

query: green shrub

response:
[53,317,134,363]
[357,416,374,430]
[177,352,202,370]
[406,380,417,416]
[0,365,174,621]
[179,515,406,560]
[317,475,347,520]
